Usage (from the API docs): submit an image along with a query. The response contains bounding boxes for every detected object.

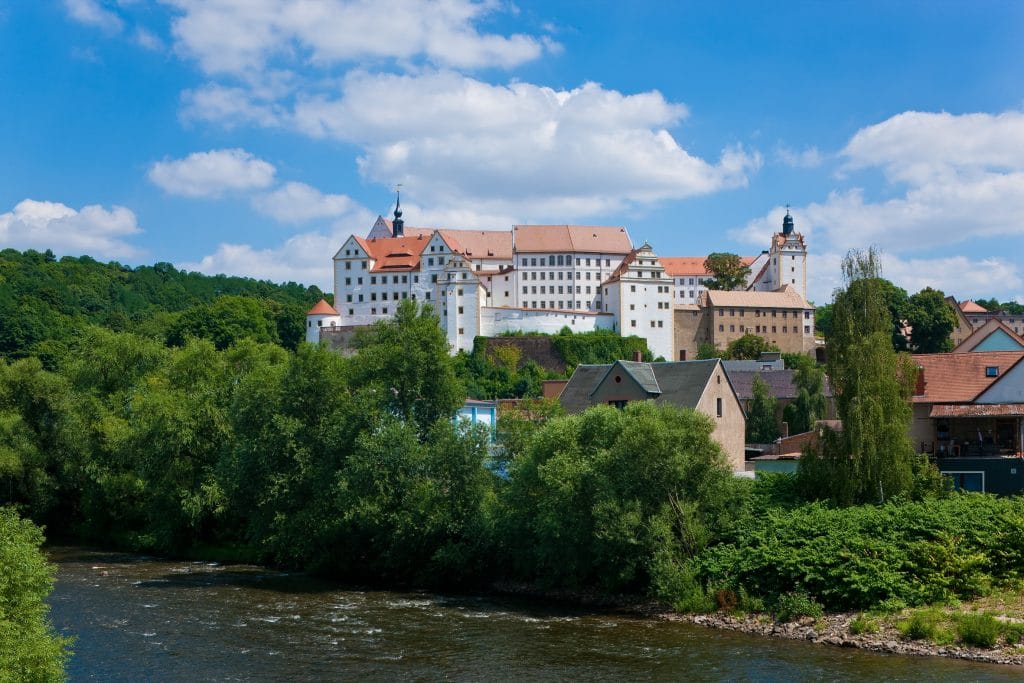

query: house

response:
[911,351,1024,493]
[558,358,746,472]
[455,399,498,443]
[951,318,1024,353]
[948,298,1024,347]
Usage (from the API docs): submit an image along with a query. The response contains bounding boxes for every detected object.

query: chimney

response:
[632,350,642,362]
[914,366,926,396]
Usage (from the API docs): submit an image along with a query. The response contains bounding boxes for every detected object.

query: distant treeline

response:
[0,248,326,363]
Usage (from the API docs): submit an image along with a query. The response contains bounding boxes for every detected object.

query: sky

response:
[2,1,1024,304]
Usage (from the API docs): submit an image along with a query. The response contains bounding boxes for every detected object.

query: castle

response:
[307,197,815,360]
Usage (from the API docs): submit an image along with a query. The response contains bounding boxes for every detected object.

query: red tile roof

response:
[660,256,756,277]
[960,300,989,313]
[912,351,1024,403]
[355,234,431,272]
[307,299,338,315]
[513,225,632,254]
[437,229,513,261]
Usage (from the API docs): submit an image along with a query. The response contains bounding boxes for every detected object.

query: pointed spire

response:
[392,185,404,237]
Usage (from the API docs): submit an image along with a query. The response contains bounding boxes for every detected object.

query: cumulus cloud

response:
[287,71,760,219]
[148,148,276,198]
[65,0,124,33]
[180,231,340,287]
[252,181,360,224]
[733,110,1024,301]
[0,199,143,260]
[162,0,552,75]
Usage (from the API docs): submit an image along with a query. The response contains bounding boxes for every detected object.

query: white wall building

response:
[308,202,809,357]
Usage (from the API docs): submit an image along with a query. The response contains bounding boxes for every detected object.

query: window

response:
[631,320,637,327]
[370,276,377,285]
[357,277,363,285]
[428,257,434,266]
[458,306,463,314]
[393,292,399,300]
[651,321,656,328]
[522,286,528,294]
[804,326,810,334]
[730,325,735,332]
[371,293,377,301]
[382,307,388,314]
[458,327,464,335]
[986,366,999,377]
[345,262,351,270]
[605,259,610,267]
[358,295,363,302]
[346,294,352,302]
[658,321,663,328]
[630,285,636,293]
[716,398,722,418]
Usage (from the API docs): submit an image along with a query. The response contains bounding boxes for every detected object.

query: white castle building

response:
[307,198,808,360]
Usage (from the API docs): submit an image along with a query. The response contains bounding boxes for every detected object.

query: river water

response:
[47,548,1021,682]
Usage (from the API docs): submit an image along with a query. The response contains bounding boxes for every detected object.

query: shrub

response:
[957,613,1001,648]
[774,591,823,622]
[900,610,942,640]
[849,615,879,635]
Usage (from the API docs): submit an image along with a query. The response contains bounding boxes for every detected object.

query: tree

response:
[352,300,464,435]
[696,343,722,360]
[725,333,778,360]
[906,287,957,353]
[797,248,923,505]
[782,354,827,435]
[0,508,72,680]
[746,376,779,443]
[814,304,833,339]
[703,253,751,291]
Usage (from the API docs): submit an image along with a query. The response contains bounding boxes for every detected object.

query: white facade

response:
[603,243,674,359]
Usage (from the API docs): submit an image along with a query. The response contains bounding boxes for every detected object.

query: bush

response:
[957,613,1001,648]
[774,591,823,622]
[900,610,942,640]
[849,615,879,635]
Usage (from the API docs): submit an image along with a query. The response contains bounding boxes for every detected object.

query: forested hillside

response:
[0,249,327,361]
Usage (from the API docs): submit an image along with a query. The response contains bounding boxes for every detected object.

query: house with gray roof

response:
[559,358,746,472]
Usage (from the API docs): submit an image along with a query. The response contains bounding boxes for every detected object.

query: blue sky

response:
[3,1,1024,304]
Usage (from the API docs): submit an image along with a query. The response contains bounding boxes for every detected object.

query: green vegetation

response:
[782,353,827,435]
[907,287,957,354]
[0,508,71,681]
[798,248,933,505]
[974,298,1024,316]
[703,253,751,291]
[745,376,778,443]
[0,248,324,363]
[724,333,778,360]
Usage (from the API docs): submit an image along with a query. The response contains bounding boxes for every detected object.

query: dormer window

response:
[986,366,999,377]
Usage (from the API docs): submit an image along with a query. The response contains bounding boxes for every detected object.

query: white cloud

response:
[180,231,340,287]
[776,144,824,168]
[65,0,124,33]
[162,0,552,75]
[134,26,164,50]
[148,148,276,198]
[180,83,284,128]
[0,199,143,260]
[287,71,760,219]
[252,182,360,224]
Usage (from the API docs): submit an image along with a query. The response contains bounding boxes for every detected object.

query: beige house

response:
[673,285,816,362]
[558,359,746,472]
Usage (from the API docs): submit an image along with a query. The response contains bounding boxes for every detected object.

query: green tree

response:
[797,248,921,505]
[353,300,464,435]
[906,287,956,353]
[703,253,751,291]
[814,303,833,338]
[725,333,778,360]
[782,354,827,435]
[696,343,722,360]
[746,376,779,443]
[0,508,71,681]
[167,295,280,350]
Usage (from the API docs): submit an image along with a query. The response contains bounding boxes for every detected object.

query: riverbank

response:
[489,580,1024,666]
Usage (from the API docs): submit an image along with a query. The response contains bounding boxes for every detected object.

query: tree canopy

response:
[725,333,779,360]
[703,253,751,291]
[906,287,957,353]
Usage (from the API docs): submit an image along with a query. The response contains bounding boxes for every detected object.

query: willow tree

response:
[798,248,920,505]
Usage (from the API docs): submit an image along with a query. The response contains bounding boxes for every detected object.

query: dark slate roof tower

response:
[782,206,794,236]
[392,189,405,237]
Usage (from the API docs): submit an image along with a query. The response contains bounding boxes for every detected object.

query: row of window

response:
[345,291,433,303]
[717,324,810,334]
[520,256,613,268]
[628,320,665,328]
[522,285,594,295]
[717,308,812,318]
[675,277,709,286]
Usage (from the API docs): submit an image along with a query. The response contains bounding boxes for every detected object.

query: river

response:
[47,548,1021,682]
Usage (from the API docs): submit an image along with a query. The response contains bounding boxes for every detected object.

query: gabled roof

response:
[307,299,338,316]
[377,219,434,239]
[437,229,513,261]
[560,359,722,413]
[960,300,989,314]
[513,225,633,254]
[354,234,431,272]
[660,256,756,277]
[603,249,637,285]
[912,351,1024,403]
[725,369,834,401]
[703,284,811,310]
[952,318,1024,353]
[594,360,662,396]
